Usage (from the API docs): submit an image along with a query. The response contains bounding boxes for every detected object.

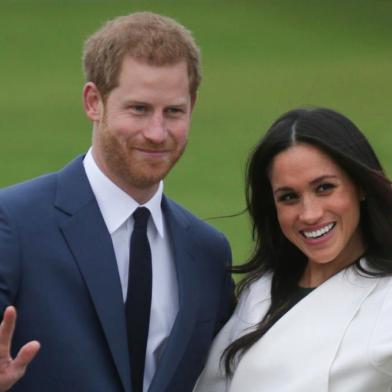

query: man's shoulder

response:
[162,196,227,241]
[0,155,84,210]
[0,172,56,201]
[163,196,232,270]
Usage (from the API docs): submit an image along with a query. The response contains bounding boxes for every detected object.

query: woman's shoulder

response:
[234,273,272,325]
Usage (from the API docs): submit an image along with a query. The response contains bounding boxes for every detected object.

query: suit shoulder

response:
[163,196,227,240]
[0,171,57,211]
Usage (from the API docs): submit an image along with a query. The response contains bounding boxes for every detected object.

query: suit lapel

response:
[149,197,201,392]
[230,262,381,392]
[55,157,131,392]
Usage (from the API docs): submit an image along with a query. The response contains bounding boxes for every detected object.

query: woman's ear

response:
[83,82,103,121]
[359,188,366,202]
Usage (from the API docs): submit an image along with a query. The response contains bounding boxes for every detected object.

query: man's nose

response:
[144,113,167,144]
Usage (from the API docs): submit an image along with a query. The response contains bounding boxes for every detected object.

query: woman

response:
[194,108,392,391]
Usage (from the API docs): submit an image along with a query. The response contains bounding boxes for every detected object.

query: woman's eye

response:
[277,192,298,203]
[316,183,336,193]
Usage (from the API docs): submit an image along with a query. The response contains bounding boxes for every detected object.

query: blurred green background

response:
[1,0,391,267]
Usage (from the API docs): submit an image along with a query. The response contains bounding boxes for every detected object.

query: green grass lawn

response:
[1,0,391,267]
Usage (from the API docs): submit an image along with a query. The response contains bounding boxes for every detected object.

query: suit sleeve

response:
[0,204,21,317]
[214,233,236,336]
[194,278,259,392]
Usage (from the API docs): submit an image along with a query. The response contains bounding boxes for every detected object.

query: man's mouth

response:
[301,223,336,239]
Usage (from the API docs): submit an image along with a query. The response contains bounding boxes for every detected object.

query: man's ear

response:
[83,82,103,121]
[190,93,197,111]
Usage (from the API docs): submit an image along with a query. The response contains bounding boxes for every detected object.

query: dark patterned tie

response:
[125,207,152,392]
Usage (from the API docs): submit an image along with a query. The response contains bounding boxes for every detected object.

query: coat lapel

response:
[55,157,131,392]
[149,197,202,392]
[230,262,381,392]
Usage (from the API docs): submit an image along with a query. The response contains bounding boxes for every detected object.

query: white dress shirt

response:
[83,149,179,392]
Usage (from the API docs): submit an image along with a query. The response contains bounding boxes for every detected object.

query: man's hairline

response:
[90,55,198,104]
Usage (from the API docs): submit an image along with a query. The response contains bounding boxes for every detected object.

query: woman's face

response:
[268,143,365,276]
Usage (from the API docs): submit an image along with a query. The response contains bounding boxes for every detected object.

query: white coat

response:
[194,259,392,391]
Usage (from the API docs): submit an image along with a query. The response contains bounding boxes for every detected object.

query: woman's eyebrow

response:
[309,175,338,186]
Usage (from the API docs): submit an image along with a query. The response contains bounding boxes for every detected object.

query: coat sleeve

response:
[0,204,22,316]
[213,233,236,336]
[193,277,269,392]
[369,278,392,377]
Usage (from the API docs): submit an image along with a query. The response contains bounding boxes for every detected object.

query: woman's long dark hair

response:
[223,107,392,375]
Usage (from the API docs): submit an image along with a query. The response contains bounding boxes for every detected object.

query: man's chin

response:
[126,169,169,189]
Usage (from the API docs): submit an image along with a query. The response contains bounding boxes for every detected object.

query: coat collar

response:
[55,156,131,392]
[230,261,381,392]
[83,149,165,237]
[149,196,203,392]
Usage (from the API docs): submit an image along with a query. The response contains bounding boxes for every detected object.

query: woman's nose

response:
[298,196,323,224]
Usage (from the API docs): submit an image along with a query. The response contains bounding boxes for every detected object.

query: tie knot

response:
[133,207,150,229]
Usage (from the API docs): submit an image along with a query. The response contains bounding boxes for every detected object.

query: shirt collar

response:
[83,148,165,237]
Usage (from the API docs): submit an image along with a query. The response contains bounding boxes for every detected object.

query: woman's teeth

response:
[302,223,335,239]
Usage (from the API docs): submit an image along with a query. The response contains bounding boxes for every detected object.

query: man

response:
[0,12,234,392]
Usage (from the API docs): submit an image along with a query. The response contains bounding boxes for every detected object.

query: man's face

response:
[89,56,194,202]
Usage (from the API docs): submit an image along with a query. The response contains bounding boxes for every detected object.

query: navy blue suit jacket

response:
[0,156,235,392]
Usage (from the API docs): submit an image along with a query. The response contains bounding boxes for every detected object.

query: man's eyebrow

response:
[122,99,150,105]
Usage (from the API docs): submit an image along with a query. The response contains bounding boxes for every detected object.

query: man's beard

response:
[98,125,187,190]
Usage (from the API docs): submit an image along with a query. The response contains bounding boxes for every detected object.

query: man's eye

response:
[132,105,147,113]
[166,107,184,115]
